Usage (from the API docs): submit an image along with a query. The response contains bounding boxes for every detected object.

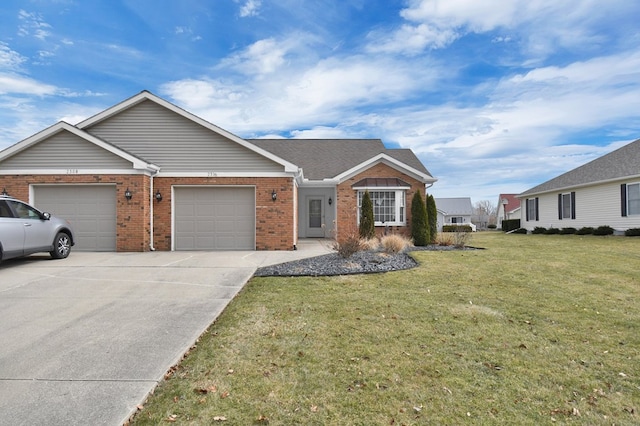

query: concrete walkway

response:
[0,240,333,426]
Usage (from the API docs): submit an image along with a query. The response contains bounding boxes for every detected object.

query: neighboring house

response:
[517,138,640,232]
[497,194,521,228]
[0,91,435,252]
[435,197,476,231]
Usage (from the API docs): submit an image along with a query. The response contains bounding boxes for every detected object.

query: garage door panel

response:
[34,185,117,251]
[174,187,255,250]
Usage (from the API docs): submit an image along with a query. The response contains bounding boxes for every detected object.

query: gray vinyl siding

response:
[0,130,132,170]
[84,100,284,173]
[520,180,640,231]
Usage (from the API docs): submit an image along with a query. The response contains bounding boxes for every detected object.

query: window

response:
[627,183,640,216]
[7,200,42,219]
[558,192,575,220]
[526,198,538,221]
[451,216,464,224]
[357,190,406,226]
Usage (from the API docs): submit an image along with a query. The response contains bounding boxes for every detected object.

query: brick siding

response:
[0,175,296,252]
[335,163,427,240]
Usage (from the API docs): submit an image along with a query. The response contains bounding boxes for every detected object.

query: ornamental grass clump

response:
[380,234,412,253]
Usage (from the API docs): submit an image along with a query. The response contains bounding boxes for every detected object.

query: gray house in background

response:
[434,197,476,231]
[518,138,640,232]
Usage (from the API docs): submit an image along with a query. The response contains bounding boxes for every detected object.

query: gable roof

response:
[78,91,298,173]
[249,138,434,182]
[0,121,159,171]
[497,194,521,213]
[434,197,473,215]
[519,138,640,197]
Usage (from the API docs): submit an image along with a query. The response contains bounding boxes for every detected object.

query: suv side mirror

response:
[42,212,51,220]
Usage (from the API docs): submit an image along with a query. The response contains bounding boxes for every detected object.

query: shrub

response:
[544,227,560,235]
[625,228,640,236]
[559,227,577,234]
[332,232,363,258]
[427,194,438,244]
[435,233,453,246]
[380,234,412,253]
[360,238,380,251]
[442,225,472,233]
[502,219,521,232]
[410,190,429,246]
[452,231,471,248]
[359,190,375,240]
[512,228,528,234]
[532,227,546,234]
[576,227,594,235]
[593,225,614,236]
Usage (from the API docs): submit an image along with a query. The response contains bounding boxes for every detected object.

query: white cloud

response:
[0,43,26,70]
[222,38,288,75]
[239,0,262,18]
[18,10,52,41]
[368,0,636,60]
[0,73,57,96]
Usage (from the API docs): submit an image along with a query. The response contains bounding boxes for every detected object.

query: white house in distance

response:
[517,138,640,232]
[497,194,521,228]
[434,197,476,231]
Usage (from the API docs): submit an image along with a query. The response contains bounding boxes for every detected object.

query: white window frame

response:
[357,189,406,226]
[628,182,640,216]
[561,193,572,219]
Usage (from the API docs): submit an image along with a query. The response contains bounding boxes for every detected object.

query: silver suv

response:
[0,195,74,261]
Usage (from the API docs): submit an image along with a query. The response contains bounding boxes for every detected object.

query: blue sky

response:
[1,0,639,205]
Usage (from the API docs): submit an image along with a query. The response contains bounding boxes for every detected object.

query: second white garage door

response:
[33,185,117,251]
[174,187,255,250]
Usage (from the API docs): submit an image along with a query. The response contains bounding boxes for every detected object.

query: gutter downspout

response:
[149,169,160,251]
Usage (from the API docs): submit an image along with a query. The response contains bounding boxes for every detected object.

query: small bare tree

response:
[474,200,497,229]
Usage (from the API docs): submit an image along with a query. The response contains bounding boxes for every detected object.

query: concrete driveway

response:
[0,241,332,426]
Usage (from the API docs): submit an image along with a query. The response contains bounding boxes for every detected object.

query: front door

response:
[306,197,325,238]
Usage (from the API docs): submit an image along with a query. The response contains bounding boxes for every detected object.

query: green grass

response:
[131,233,640,425]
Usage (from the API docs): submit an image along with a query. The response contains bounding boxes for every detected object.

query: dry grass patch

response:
[132,233,640,425]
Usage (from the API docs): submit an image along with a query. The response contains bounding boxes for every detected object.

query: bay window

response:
[357,190,406,226]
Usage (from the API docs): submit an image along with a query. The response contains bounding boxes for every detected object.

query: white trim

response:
[517,174,640,198]
[0,121,160,172]
[155,171,296,178]
[76,91,299,173]
[356,189,407,227]
[0,168,154,176]
[335,153,436,184]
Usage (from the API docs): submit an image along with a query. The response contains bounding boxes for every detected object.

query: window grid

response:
[357,190,406,225]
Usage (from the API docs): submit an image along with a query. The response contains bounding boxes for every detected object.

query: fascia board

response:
[0,121,159,172]
[516,173,640,198]
[77,91,299,173]
[334,153,437,184]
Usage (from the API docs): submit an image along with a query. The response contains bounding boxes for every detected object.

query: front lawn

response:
[131,233,639,425]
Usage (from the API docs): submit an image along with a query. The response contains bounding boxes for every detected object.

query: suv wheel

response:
[50,232,71,259]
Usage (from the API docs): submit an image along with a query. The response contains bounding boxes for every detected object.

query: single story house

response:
[434,197,476,231]
[497,194,521,227]
[0,91,436,251]
[517,138,640,232]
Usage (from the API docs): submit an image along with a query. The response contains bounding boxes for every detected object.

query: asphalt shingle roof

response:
[519,138,640,196]
[248,139,431,180]
[434,197,473,215]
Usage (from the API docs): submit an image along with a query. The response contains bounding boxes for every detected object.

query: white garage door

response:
[33,185,117,251]
[174,187,255,250]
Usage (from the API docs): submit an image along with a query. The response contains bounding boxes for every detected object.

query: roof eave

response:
[77,91,299,173]
[334,153,436,184]
[517,174,640,198]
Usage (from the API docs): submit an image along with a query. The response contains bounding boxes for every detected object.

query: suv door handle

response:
[24,223,32,227]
